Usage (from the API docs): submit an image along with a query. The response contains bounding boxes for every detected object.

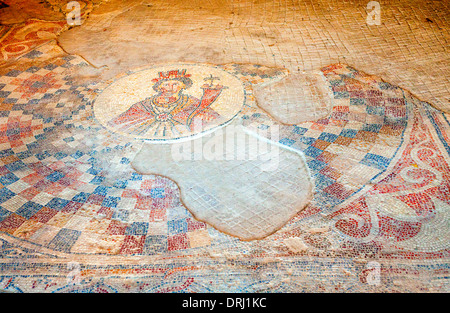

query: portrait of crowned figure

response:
[107,69,226,137]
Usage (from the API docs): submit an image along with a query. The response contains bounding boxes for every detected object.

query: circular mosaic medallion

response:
[93,64,245,142]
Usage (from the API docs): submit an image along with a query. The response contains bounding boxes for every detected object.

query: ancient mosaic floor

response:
[0,0,449,293]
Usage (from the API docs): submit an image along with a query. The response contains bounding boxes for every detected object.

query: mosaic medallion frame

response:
[93,63,246,143]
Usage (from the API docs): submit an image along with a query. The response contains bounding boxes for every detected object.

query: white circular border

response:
[93,63,246,143]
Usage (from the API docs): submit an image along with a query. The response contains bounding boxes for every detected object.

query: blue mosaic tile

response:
[72,192,90,203]
[125,222,149,236]
[328,79,344,86]
[71,151,84,159]
[298,137,316,146]
[0,149,14,158]
[16,201,43,219]
[5,161,26,172]
[304,146,323,158]
[0,91,11,98]
[0,207,11,222]
[47,228,81,252]
[15,150,32,160]
[0,173,19,186]
[46,171,65,182]
[23,50,43,59]
[35,151,51,161]
[87,167,102,175]
[313,173,336,189]
[93,186,110,196]
[0,188,15,203]
[168,219,188,235]
[46,198,70,211]
[26,141,40,150]
[102,196,119,208]
[313,191,344,208]
[379,82,397,90]
[3,97,17,104]
[31,81,46,89]
[112,209,129,222]
[279,138,295,146]
[350,98,366,106]
[6,128,19,136]
[143,235,167,255]
[54,152,68,160]
[150,188,165,199]
[5,69,21,77]
[131,173,143,181]
[292,126,308,135]
[113,180,128,189]
[307,159,328,173]
[366,106,385,116]
[339,129,358,138]
[333,91,349,99]
[362,124,383,133]
[120,157,130,164]
[63,137,75,143]
[90,176,105,185]
[318,132,338,143]
[25,66,40,73]
[44,63,58,71]
[360,153,390,171]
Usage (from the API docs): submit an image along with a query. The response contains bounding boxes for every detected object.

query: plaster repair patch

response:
[132,121,313,240]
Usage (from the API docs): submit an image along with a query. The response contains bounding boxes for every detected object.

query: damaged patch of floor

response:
[132,119,313,241]
[253,71,335,124]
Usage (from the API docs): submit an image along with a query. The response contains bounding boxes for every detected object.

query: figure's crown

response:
[151,69,191,82]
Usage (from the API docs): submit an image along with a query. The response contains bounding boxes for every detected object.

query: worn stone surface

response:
[132,121,313,240]
[57,0,450,113]
[0,0,97,24]
[253,71,335,124]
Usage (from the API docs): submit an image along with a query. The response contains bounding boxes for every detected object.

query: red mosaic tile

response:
[106,220,128,235]
[168,233,189,251]
[120,235,146,254]
[0,213,27,234]
[30,207,58,223]
[323,182,354,200]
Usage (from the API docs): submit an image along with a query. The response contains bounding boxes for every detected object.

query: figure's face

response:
[157,80,185,95]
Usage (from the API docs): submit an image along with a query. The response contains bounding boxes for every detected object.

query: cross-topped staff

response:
[204,74,220,86]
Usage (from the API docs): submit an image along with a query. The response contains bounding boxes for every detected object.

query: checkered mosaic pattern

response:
[242,64,410,212]
[0,44,442,260]
[0,46,274,255]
